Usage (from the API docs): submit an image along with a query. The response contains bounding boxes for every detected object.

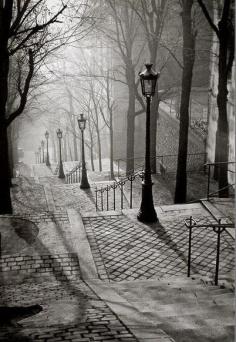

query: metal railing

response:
[206,161,235,199]
[65,163,81,184]
[115,152,206,178]
[185,216,234,285]
[95,169,144,211]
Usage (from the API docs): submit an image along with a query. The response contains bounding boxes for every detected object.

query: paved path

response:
[0,163,234,342]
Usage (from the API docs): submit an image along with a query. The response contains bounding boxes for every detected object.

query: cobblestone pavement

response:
[51,184,97,213]
[11,177,49,214]
[1,165,140,341]
[0,280,138,342]
[83,214,234,282]
[3,163,234,342]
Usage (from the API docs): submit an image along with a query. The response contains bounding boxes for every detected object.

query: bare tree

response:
[197,0,234,197]
[0,0,94,213]
[128,0,170,172]
[174,0,197,203]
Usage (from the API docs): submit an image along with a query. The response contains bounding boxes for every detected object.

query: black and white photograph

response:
[0,0,235,341]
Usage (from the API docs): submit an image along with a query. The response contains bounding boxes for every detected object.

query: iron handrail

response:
[205,161,236,166]
[206,161,235,199]
[115,152,207,177]
[185,216,234,286]
[115,152,206,163]
[95,169,144,211]
[65,162,82,184]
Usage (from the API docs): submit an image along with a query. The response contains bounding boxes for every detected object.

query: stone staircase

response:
[97,275,235,342]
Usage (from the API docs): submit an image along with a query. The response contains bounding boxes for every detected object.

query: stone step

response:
[90,275,234,342]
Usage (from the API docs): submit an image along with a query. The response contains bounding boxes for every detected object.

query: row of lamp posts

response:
[35,114,90,189]
[56,114,90,188]
[34,63,158,222]
[35,131,50,166]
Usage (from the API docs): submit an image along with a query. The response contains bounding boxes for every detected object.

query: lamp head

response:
[139,63,159,97]
[77,114,86,131]
[57,128,63,139]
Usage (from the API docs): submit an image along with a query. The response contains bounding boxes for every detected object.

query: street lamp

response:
[45,131,50,167]
[77,114,90,189]
[38,147,42,163]
[56,128,65,179]
[41,140,45,163]
[137,63,159,223]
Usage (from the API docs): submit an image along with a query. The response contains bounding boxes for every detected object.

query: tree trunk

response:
[96,128,102,172]
[73,134,78,161]
[150,46,159,174]
[215,22,230,197]
[0,11,13,213]
[63,136,67,162]
[72,116,78,161]
[0,124,12,213]
[174,0,195,204]
[7,124,14,180]
[150,97,159,173]
[126,66,136,175]
[51,132,57,162]
[109,112,114,179]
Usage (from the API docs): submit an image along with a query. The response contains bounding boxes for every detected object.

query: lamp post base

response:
[80,169,90,189]
[137,182,158,223]
[58,162,65,179]
[46,155,50,167]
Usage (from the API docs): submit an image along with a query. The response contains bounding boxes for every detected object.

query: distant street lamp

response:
[45,131,50,167]
[41,140,45,163]
[56,129,65,179]
[77,114,90,189]
[38,147,42,163]
[137,63,159,223]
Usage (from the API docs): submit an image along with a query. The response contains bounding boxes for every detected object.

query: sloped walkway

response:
[0,163,234,342]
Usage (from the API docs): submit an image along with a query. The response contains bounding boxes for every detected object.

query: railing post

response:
[129,175,135,209]
[106,185,109,211]
[214,220,224,286]
[118,160,120,178]
[113,185,116,210]
[207,164,211,199]
[101,190,104,211]
[76,170,78,183]
[121,182,123,210]
[95,188,98,211]
[187,216,193,278]
[130,178,133,209]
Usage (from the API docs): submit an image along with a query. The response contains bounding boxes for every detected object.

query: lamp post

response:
[77,114,90,189]
[41,140,45,163]
[38,147,42,163]
[56,129,65,179]
[137,63,159,223]
[45,131,50,167]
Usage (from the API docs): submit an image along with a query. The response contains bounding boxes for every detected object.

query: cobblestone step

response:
[83,213,234,284]
[0,280,139,342]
